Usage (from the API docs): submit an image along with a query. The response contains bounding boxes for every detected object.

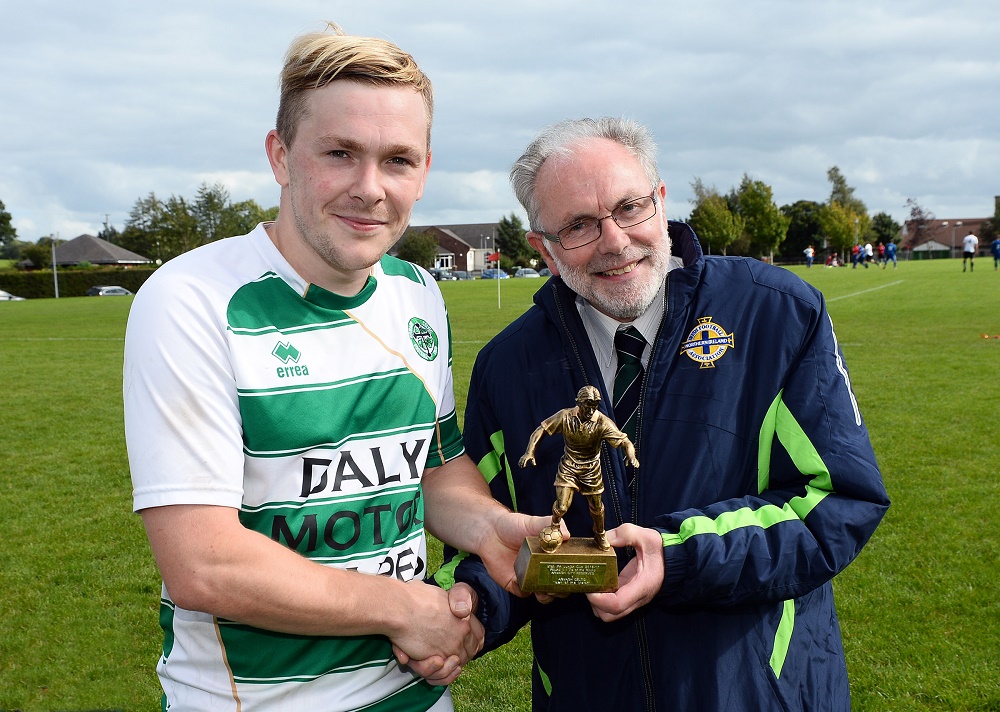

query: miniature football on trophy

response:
[537,525,564,553]
[514,386,639,593]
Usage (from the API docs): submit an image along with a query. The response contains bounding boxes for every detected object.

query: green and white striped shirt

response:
[125,224,462,711]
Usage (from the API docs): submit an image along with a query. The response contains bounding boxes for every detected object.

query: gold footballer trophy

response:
[514,386,638,594]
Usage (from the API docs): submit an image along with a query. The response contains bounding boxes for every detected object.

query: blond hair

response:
[276,22,433,147]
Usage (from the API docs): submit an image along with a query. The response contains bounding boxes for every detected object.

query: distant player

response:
[962,231,979,272]
[882,241,898,269]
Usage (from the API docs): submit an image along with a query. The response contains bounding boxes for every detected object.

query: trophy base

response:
[515,536,619,593]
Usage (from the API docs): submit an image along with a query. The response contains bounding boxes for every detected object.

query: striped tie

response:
[613,326,646,443]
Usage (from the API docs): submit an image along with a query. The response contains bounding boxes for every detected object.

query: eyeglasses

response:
[539,192,658,250]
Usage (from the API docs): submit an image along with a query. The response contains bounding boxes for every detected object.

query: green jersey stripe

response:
[242,482,420,513]
[218,625,392,681]
[159,600,176,659]
[243,423,434,458]
[228,273,373,332]
[229,317,356,336]
[355,677,447,712]
[378,254,426,285]
[237,368,413,397]
[306,529,425,567]
[239,373,435,453]
[240,491,425,560]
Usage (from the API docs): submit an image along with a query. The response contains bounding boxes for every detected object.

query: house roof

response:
[54,234,152,265]
[911,240,950,252]
[402,223,499,249]
[902,218,988,249]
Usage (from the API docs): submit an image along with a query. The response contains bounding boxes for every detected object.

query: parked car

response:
[86,285,133,297]
[514,268,541,278]
[539,268,552,277]
[481,269,510,279]
[0,289,26,301]
[428,268,457,281]
[451,270,473,280]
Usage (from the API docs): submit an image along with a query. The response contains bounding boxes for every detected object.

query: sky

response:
[2,0,998,242]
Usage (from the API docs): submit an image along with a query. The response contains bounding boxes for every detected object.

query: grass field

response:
[0,258,998,711]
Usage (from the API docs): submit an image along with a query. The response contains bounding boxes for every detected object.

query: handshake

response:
[389,505,665,685]
[390,581,484,686]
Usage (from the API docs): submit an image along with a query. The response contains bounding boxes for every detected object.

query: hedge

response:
[0,266,158,299]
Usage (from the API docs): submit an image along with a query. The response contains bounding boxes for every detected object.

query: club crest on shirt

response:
[680,317,734,369]
[408,318,439,361]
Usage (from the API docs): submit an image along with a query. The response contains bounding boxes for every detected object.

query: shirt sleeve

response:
[124,269,246,511]
[656,303,890,608]
[425,296,465,468]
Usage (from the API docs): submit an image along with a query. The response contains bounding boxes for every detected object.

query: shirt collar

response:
[577,277,667,371]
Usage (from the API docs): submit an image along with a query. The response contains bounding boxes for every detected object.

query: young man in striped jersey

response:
[124,23,542,711]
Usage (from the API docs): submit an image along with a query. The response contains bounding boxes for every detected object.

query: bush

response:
[0,266,158,298]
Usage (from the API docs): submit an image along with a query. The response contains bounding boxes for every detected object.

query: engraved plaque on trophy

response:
[515,535,618,593]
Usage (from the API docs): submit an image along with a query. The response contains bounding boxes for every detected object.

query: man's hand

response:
[478,511,556,596]
[392,583,483,686]
[586,524,664,622]
[419,454,556,597]
[388,580,484,684]
[142,503,481,687]
[518,452,536,468]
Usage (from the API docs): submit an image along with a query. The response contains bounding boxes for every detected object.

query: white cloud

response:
[2,0,998,241]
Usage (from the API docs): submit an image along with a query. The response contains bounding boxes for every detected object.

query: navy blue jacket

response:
[440,223,889,711]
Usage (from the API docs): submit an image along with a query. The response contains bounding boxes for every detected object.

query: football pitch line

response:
[826,280,904,303]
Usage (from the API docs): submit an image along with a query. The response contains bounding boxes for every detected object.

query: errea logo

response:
[272,341,310,378]
[272,341,300,363]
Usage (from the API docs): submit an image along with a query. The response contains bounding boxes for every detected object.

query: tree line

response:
[400,165,916,271]
[0,183,277,268]
[690,166,908,263]
[108,183,278,264]
[4,168,997,271]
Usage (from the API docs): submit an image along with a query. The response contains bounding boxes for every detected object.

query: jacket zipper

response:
[630,275,669,712]
[631,274,669,519]
[552,278,669,712]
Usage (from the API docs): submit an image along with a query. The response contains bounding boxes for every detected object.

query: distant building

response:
[54,234,152,266]
[902,196,997,259]
[393,222,499,273]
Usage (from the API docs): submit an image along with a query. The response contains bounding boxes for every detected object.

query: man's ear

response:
[527,232,559,276]
[265,129,290,188]
[414,149,432,201]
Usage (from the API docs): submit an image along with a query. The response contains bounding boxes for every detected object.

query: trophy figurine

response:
[514,385,639,593]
